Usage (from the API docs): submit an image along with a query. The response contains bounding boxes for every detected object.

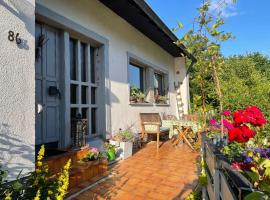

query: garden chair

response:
[139,113,169,150]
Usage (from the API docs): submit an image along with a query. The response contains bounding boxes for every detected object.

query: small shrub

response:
[0,145,71,200]
[113,130,134,142]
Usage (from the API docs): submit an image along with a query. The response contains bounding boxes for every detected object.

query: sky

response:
[146,0,270,57]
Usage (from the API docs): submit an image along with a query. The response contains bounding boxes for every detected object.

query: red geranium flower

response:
[233,106,266,127]
[228,125,256,143]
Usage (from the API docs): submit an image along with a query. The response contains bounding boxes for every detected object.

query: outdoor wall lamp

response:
[174,81,182,90]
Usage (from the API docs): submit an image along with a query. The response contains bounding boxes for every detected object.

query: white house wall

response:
[0,0,35,180]
[0,0,190,180]
[38,0,189,134]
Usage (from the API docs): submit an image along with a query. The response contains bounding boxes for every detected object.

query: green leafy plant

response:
[243,154,270,199]
[0,145,71,200]
[155,95,167,104]
[104,143,116,161]
[82,148,102,161]
[113,130,134,142]
[222,142,244,161]
[130,87,145,103]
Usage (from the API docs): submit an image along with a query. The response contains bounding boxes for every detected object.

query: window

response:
[154,73,164,96]
[70,39,98,135]
[128,63,144,92]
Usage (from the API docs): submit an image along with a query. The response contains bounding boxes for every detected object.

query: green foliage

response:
[104,143,115,153]
[82,148,103,161]
[222,142,244,161]
[130,87,145,101]
[220,53,270,121]
[198,173,208,187]
[175,0,235,129]
[0,145,71,200]
[243,154,270,199]
[252,124,270,148]
[104,143,116,161]
[113,129,134,142]
[244,191,266,200]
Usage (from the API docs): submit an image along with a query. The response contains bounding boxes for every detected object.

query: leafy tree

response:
[220,54,270,120]
[175,0,234,133]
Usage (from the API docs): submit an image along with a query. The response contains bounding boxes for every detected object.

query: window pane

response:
[70,39,77,80]
[70,84,77,104]
[91,108,97,134]
[81,43,87,82]
[90,47,95,83]
[154,73,164,95]
[91,87,96,104]
[128,64,143,91]
[81,86,88,104]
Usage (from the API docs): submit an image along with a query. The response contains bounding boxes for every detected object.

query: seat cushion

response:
[160,127,170,133]
[144,124,159,132]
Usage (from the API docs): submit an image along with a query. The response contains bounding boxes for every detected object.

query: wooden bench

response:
[140,113,169,150]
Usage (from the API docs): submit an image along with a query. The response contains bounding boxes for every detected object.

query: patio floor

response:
[72,141,199,200]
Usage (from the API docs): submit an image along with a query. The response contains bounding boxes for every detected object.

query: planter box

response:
[202,133,253,200]
[120,142,133,160]
[69,159,108,189]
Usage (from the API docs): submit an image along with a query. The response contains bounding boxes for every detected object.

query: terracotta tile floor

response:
[72,141,199,200]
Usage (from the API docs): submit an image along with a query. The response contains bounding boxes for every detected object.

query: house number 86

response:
[8,31,22,44]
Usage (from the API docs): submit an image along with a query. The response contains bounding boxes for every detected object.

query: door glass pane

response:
[70,39,77,80]
[81,86,88,104]
[70,84,77,104]
[81,43,87,82]
[82,108,89,135]
[90,47,95,83]
[71,108,78,119]
[91,87,96,104]
[91,108,97,134]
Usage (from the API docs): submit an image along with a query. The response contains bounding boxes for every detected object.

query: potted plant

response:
[155,95,167,104]
[136,92,146,103]
[80,147,103,163]
[104,143,116,161]
[130,86,138,103]
[113,129,134,159]
[130,87,145,103]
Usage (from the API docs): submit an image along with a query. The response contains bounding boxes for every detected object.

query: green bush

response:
[113,130,134,142]
[220,53,270,121]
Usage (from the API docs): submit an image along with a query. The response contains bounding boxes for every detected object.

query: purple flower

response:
[254,148,270,158]
[244,156,253,163]
[222,110,232,116]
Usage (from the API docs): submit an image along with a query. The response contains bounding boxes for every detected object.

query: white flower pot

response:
[120,142,133,160]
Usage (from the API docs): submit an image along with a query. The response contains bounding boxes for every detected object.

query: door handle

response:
[37,103,43,114]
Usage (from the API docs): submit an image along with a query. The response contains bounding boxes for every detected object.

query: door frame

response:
[36,4,111,148]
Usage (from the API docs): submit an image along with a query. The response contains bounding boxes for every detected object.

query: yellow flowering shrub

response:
[0,145,71,200]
